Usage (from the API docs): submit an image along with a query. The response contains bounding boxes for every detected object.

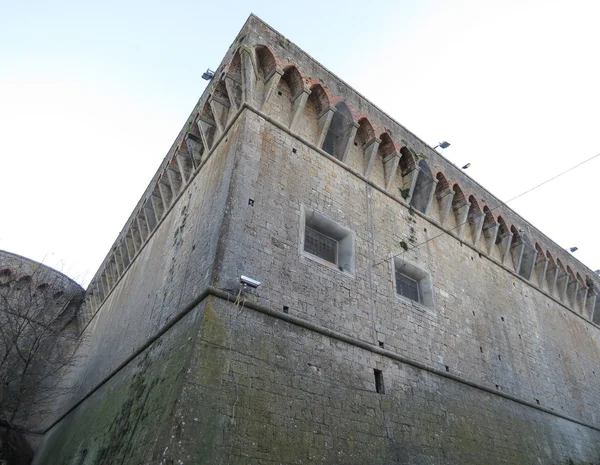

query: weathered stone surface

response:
[27,14,600,465]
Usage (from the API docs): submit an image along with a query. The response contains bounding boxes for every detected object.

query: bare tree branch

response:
[0,262,84,464]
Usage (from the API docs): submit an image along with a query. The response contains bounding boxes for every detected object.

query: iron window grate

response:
[304,226,338,264]
[396,271,420,303]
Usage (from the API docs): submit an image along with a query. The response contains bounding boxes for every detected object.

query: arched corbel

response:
[510,240,525,274]
[158,178,173,210]
[125,231,137,257]
[520,246,537,280]
[113,252,124,276]
[224,72,242,113]
[143,200,157,232]
[95,281,106,303]
[112,259,120,282]
[240,46,259,104]
[183,133,203,169]
[383,149,400,190]
[404,156,420,201]
[577,285,588,314]
[533,254,549,289]
[363,137,381,177]
[585,289,597,320]
[182,139,204,173]
[91,291,102,310]
[120,242,131,267]
[316,105,336,149]
[209,93,231,133]
[556,270,569,302]
[102,266,113,291]
[497,231,513,265]
[137,211,150,242]
[130,222,143,252]
[437,188,455,226]
[150,191,164,223]
[196,114,218,151]
[566,278,579,310]
[109,259,119,284]
[422,177,439,215]
[261,68,284,110]
[481,221,499,254]
[545,262,559,296]
[453,200,471,239]
[289,87,311,131]
[98,279,107,302]
[471,212,485,247]
[339,120,360,164]
[167,158,185,191]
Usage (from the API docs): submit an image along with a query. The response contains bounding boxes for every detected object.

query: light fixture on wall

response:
[202,69,215,80]
[433,141,451,150]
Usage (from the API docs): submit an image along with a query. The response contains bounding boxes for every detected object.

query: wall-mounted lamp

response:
[202,69,215,81]
[433,141,451,150]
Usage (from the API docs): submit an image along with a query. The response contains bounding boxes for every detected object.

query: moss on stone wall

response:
[159,298,600,465]
[32,306,205,465]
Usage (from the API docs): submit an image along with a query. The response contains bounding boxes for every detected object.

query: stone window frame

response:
[392,257,434,308]
[299,205,355,277]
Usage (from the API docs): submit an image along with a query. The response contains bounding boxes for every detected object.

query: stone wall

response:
[215,109,600,431]
[37,113,248,433]
[34,295,600,465]
[32,301,208,465]
[175,298,600,465]
[30,15,600,465]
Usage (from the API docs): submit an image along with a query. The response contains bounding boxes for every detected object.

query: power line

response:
[373,152,600,267]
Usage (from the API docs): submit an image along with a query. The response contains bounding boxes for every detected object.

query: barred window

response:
[395,272,420,303]
[301,207,355,275]
[304,227,338,264]
[393,257,433,308]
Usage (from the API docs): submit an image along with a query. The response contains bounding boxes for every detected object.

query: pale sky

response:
[1,0,599,285]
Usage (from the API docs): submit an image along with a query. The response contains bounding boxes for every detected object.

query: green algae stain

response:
[34,318,199,465]
[198,301,229,384]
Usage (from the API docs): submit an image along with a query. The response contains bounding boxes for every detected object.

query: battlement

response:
[78,14,599,331]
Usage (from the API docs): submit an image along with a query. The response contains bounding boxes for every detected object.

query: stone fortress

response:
[5,14,600,464]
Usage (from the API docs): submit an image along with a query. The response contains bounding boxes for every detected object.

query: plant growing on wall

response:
[0,267,83,465]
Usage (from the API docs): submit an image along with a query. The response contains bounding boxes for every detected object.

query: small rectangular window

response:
[395,271,420,303]
[392,257,433,308]
[300,207,355,275]
[304,226,338,264]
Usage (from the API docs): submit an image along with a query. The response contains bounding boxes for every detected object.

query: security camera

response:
[240,275,261,289]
